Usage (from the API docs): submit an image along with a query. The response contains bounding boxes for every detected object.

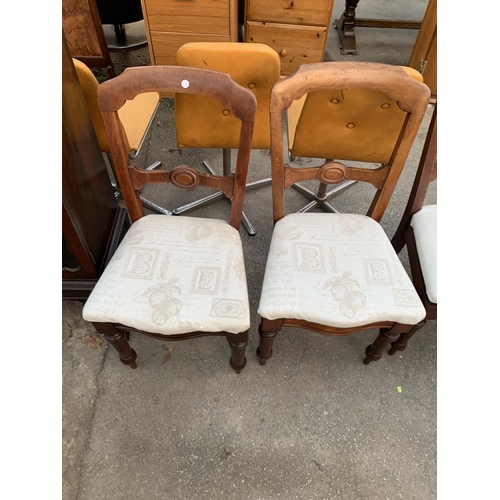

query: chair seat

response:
[258,213,426,328]
[83,215,250,335]
[411,204,437,304]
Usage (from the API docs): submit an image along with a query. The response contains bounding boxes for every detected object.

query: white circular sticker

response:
[181,79,190,88]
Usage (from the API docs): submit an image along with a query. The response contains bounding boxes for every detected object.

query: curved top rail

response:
[270,62,430,115]
[98,65,257,122]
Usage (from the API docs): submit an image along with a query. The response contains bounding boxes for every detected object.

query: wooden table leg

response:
[335,0,360,55]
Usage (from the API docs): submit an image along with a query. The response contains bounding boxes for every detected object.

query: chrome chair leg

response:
[292,180,357,213]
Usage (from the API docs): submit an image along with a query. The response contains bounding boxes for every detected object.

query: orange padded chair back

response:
[288,66,424,162]
[73,58,111,152]
[72,58,160,154]
[175,42,280,150]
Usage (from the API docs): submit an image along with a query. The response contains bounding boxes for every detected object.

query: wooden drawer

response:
[246,0,333,27]
[143,0,230,36]
[245,21,327,74]
[150,32,231,65]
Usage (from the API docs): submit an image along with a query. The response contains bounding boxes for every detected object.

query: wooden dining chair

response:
[257,62,431,366]
[172,42,281,235]
[389,105,437,356]
[82,65,257,373]
[286,65,423,213]
[72,58,170,215]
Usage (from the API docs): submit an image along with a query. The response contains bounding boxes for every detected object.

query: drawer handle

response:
[280,49,287,57]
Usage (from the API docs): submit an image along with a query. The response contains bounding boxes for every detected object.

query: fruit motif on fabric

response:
[322,271,367,319]
[186,221,213,242]
[143,279,183,325]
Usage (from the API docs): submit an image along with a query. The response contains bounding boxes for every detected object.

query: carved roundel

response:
[317,162,348,184]
[170,166,201,189]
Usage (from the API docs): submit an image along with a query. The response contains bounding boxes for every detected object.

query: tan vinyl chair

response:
[172,42,281,235]
[72,58,169,215]
[286,66,424,213]
[257,62,431,366]
[389,105,437,356]
[82,65,257,373]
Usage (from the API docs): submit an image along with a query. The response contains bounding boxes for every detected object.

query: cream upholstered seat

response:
[410,205,437,304]
[258,213,425,329]
[256,62,431,366]
[83,215,249,335]
[80,65,257,373]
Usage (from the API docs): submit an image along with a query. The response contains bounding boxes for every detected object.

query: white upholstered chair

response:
[256,62,431,366]
[389,105,437,355]
[82,65,257,373]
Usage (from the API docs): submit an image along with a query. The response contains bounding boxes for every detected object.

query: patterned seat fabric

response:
[410,205,437,304]
[83,215,250,335]
[258,213,426,328]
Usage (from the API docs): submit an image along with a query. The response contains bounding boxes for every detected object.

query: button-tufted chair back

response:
[175,42,280,150]
[288,67,423,163]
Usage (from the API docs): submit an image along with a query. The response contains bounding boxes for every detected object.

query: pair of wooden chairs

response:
[81,46,432,373]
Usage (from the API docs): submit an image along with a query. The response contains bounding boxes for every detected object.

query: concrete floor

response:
[63,1,437,498]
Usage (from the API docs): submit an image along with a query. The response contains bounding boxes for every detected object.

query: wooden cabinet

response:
[62,0,116,77]
[244,0,335,75]
[62,33,126,300]
[141,0,239,67]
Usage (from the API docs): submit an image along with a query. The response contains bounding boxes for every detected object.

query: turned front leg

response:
[257,318,283,365]
[389,320,426,356]
[363,326,401,365]
[227,330,248,374]
[93,322,137,369]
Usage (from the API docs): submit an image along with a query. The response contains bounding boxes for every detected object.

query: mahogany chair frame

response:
[257,62,430,366]
[389,105,437,355]
[91,66,257,373]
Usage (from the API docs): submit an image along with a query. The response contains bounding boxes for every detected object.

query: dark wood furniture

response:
[408,0,437,99]
[257,62,431,366]
[62,0,116,77]
[389,105,437,355]
[244,0,335,75]
[83,65,257,372]
[335,0,422,55]
[62,33,126,300]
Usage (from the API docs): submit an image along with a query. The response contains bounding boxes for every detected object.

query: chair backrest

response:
[288,66,424,162]
[73,58,112,152]
[270,62,431,223]
[73,58,160,154]
[391,105,437,254]
[97,65,257,228]
[175,42,280,150]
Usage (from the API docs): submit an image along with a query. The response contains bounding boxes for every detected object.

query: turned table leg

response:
[335,0,360,55]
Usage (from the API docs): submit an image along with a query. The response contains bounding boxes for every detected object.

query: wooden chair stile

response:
[388,105,437,355]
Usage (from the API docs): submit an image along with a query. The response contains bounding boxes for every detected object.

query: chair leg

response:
[363,327,401,365]
[93,322,138,369]
[256,318,282,365]
[388,320,426,356]
[227,330,248,374]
